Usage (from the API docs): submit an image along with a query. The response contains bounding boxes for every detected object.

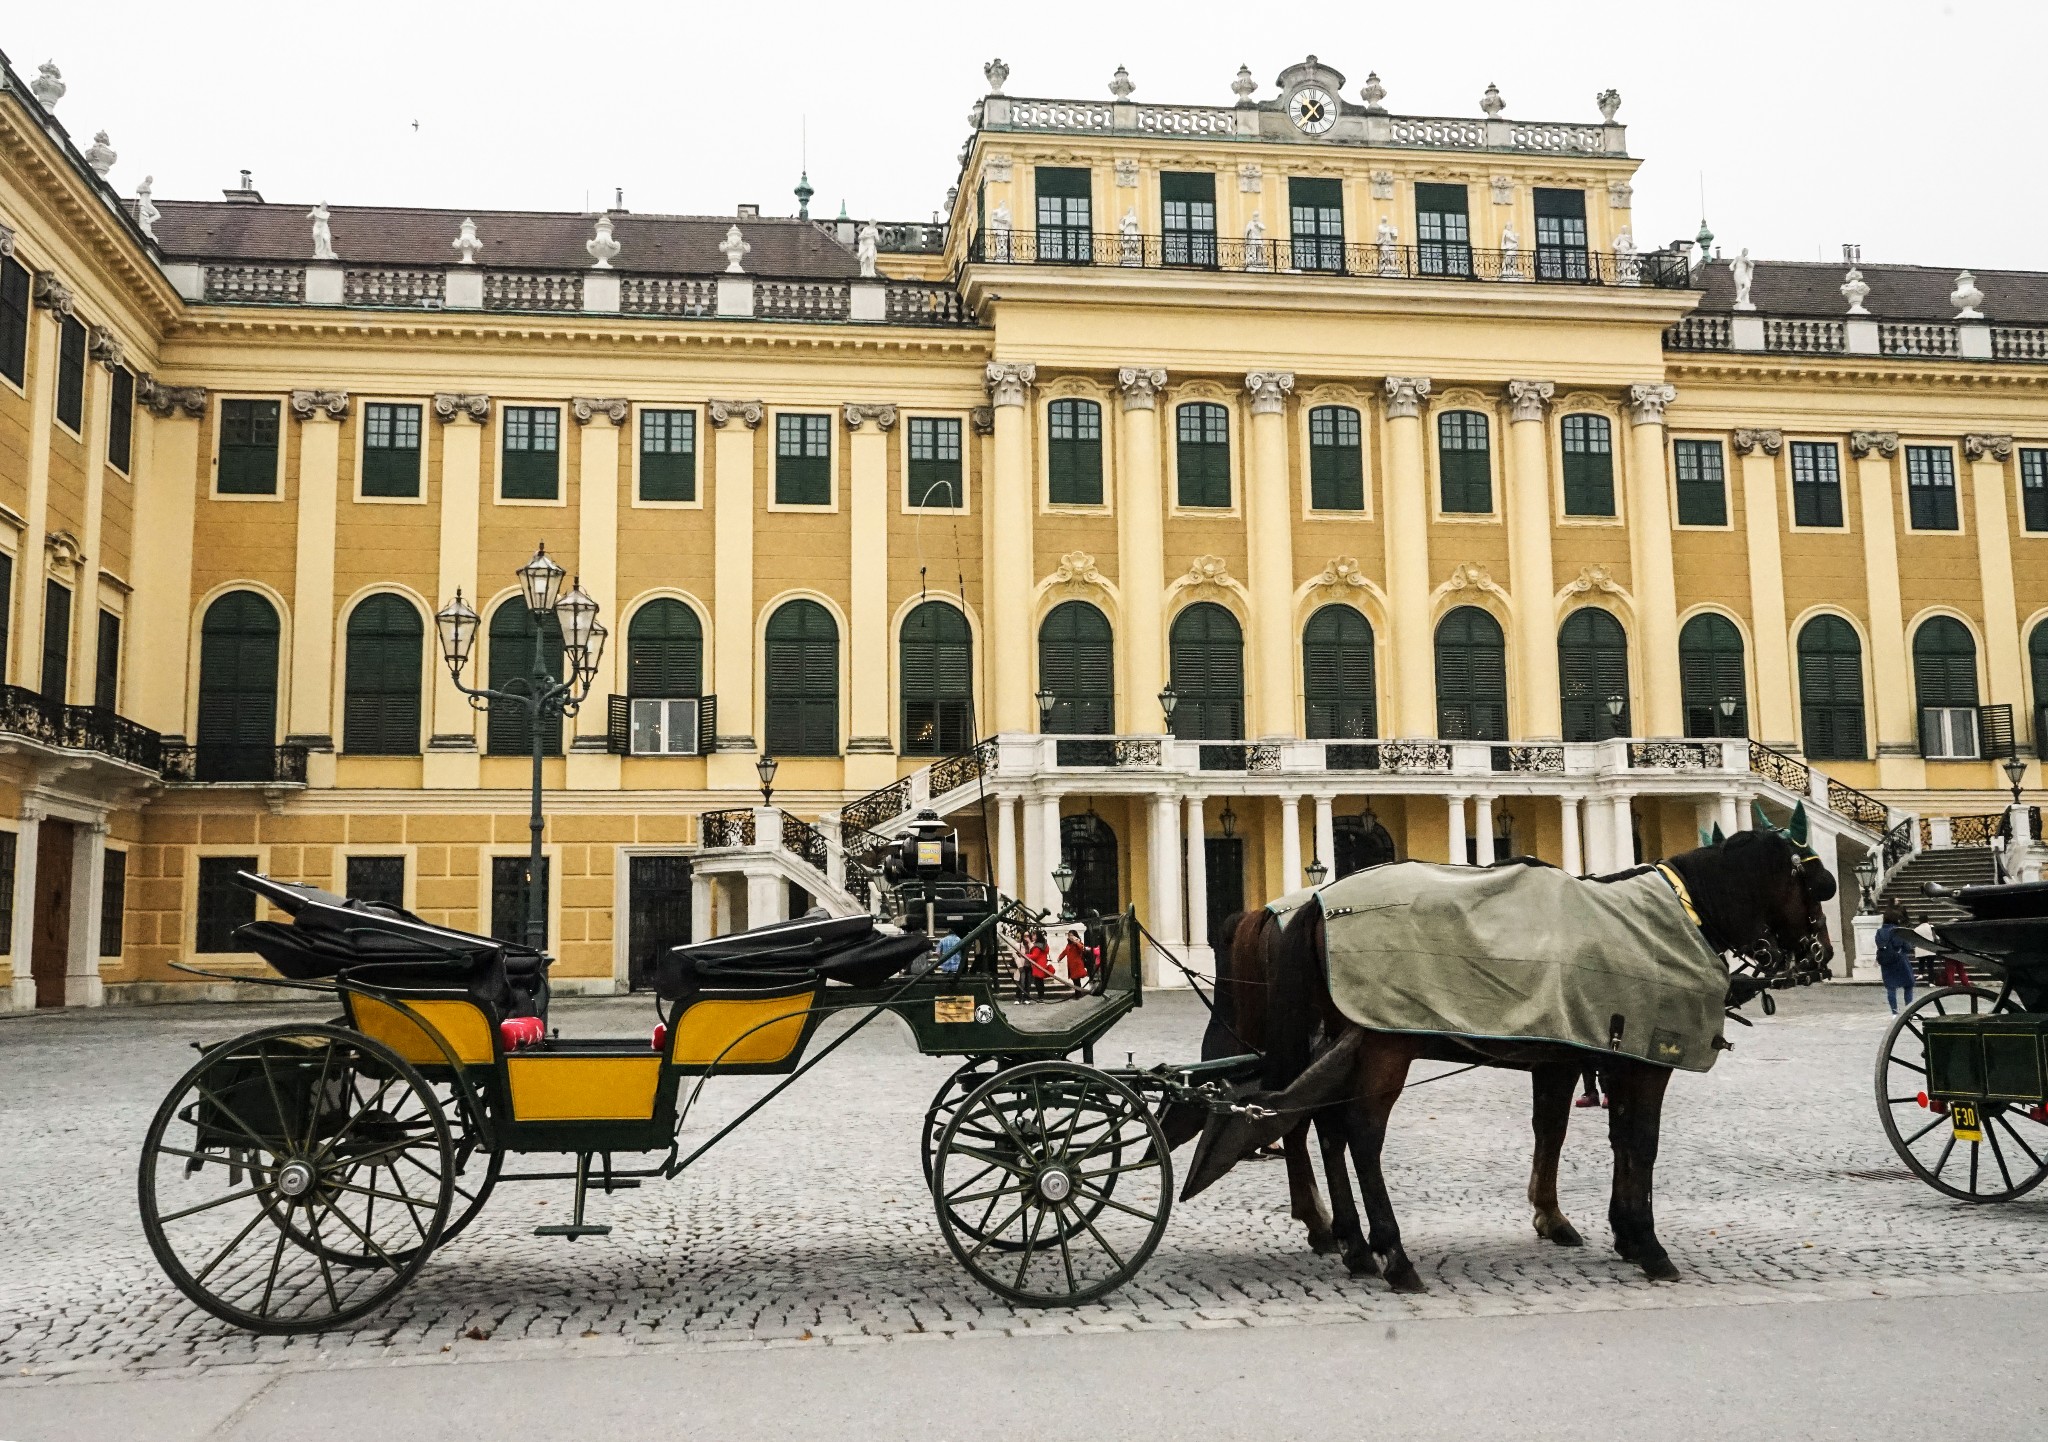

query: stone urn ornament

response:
[1597,89,1622,123]
[1951,270,1984,319]
[1480,83,1505,118]
[1109,66,1135,100]
[1360,72,1387,112]
[30,61,64,109]
[84,130,116,176]
[983,57,1009,94]
[452,217,482,264]
[1841,266,1870,315]
[587,215,621,269]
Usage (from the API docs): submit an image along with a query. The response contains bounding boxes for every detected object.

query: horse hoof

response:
[1542,1221,1585,1249]
[1342,1243,1380,1277]
[1307,1227,1341,1256]
[1639,1254,1680,1283]
[1384,1266,1427,1295]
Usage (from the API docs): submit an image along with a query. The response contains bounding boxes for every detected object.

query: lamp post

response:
[1051,859,1076,919]
[756,753,780,807]
[437,543,605,953]
[1036,686,1056,731]
[1604,693,1626,738]
[2004,754,2029,805]
[1854,852,1879,913]
[1158,688,1179,733]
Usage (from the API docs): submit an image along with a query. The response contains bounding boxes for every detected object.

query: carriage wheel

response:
[932,1061,1170,1307]
[924,1059,1120,1254]
[921,1060,995,1190]
[139,1024,454,1333]
[1876,985,2048,1203]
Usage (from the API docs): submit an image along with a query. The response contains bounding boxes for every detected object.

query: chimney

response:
[1842,243,1861,264]
[737,203,759,220]
[224,168,264,203]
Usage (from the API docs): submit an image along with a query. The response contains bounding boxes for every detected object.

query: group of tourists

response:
[1014,927,1104,1001]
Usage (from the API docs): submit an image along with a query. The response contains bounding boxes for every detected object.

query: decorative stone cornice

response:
[31,270,74,318]
[1383,376,1431,419]
[1244,370,1295,416]
[841,403,899,432]
[0,220,14,259]
[970,406,995,435]
[1181,554,1232,589]
[1505,379,1554,423]
[433,392,492,424]
[1848,430,1899,458]
[87,324,125,371]
[289,389,351,422]
[708,398,764,429]
[1051,550,1105,586]
[1963,433,2014,462]
[570,396,630,426]
[1312,556,1370,592]
[1731,428,1783,456]
[985,361,1036,408]
[1116,366,1167,411]
[138,376,207,418]
[44,530,84,574]
[1626,382,1677,426]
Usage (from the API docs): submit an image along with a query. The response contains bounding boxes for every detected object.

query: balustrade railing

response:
[1492,744,1565,773]
[1663,315,1729,350]
[620,275,717,315]
[1947,813,2003,848]
[780,813,831,873]
[1054,737,1162,768]
[0,686,167,772]
[1764,317,1845,353]
[885,282,974,325]
[204,264,305,303]
[160,742,309,784]
[874,221,947,253]
[1992,326,2048,361]
[840,777,912,836]
[1826,776,1889,830]
[1628,740,1722,771]
[1880,322,1959,357]
[483,271,582,311]
[1748,739,1810,793]
[989,100,1611,154]
[1324,742,1382,772]
[927,739,1000,796]
[1883,818,1914,872]
[756,280,851,321]
[344,267,446,307]
[699,808,756,848]
[1379,741,1453,774]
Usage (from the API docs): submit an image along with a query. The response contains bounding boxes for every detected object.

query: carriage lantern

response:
[433,590,480,672]
[517,543,568,615]
[1718,695,1739,720]
[1218,802,1237,839]
[1036,687,1056,726]
[1604,693,1626,721]
[2005,754,2029,804]
[756,753,779,807]
[1854,852,1879,912]
[1157,688,1179,724]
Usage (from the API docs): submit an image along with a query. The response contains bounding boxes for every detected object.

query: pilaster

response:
[14,285,65,690]
[1116,367,1167,729]
[70,349,114,706]
[1849,430,1918,783]
[424,393,490,789]
[128,380,206,738]
[707,400,763,790]
[1733,429,1796,748]
[7,809,42,1010]
[1504,380,1560,738]
[843,403,899,787]
[986,363,1037,734]
[567,399,627,786]
[287,390,349,782]
[66,821,107,1007]
[1382,377,1434,737]
[1625,383,1682,736]
[1964,434,2025,715]
[1244,371,1297,737]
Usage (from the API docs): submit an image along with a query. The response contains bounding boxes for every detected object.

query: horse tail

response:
[1201,909,1250,1061]
[1263,898,1327,1091]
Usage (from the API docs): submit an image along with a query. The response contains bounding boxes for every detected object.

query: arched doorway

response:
[1334,809,1396,877]
[1059,812,1120,920]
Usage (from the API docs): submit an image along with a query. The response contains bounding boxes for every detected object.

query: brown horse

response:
[1186,825,1835,1290]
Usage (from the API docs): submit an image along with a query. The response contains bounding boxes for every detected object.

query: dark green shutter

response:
[486,602,564,755]
[218,400,281,494]
[1435,606,1507,740]
[108,367,135,473]
[56,316,86,431]
[900,601,973,755]
[2030,620,2048,757]
[1287,177,1344,272]
[1558,608,1630,742]
[1161,171,1218,266]
[640,409,697,502]
[907,417,963,509]
[197,591,280,779]
[40,580,70,703]
[1415,183,1472,277]
[1309,406,1363,510]
[775,413,832,505]
[1168,603,1244,740]
[1533,188,1589,280]
[1303,605,1375,738]
[1906,446,1959,531]
[0,258,28,387]
[95,609,120,712]
[1039,601,1114,733]
[1177,403,1231,508]
[344,594,424,754]
[764,600,838,755]
[1048,399,1104,505]
[1438,410,1491,513]
[1673,439,1728,526]
[501,406,561,499]
[627,599,703,697]
[1678,613,1747,737]
[362,402,423,497]
[1798,616,1866,760]
[1791,442,1844,527]
[1561,413,1614,515]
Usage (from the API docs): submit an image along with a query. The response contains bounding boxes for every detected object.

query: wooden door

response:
[31,820,73,1008]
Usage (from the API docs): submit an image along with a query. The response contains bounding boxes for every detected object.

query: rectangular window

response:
[2023,448,2048,533]
[639,408,696,502]
[0,257,28,387]
[1790,441,1844,527]
[362,402,423,497]
[630,697,703,755]
[907,417,963,508]
[1048,399,1103,506]
[1176,404,1231,508]
[1438,411,1492,514]
[1034,167,1093,263]
[55,315,87,432]
[217,398,281,494]
[1309,406,1364,511]
[0,552,11,685]
[1534,188,1590,281]
[100,848,126,957]
[1161,172,1218,267]
[345,855,407,909]
[1906,445,1958,530]
[40,580,69,704]
[1414,183,1472,278]
[108,366,135,473]
[1673,439,1728,526]
[0,830,15,944]
[1561,413,1615,515]
[196,856,258,953]
[491,855,550,947]
[501,405,560,500]
[774,412,832,504]
[95,610,120,712]
[1288,178,1344,273]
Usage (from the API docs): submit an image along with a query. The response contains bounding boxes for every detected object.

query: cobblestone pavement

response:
[3,985,2045,1386]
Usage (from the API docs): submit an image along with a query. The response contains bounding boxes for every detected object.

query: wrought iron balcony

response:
[0,685,165,773]
[160,742,310,785]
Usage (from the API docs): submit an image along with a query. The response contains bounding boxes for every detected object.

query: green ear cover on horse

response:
[1788,802,1809,845]
[1710,822,1726,845]
[1751,800,1774,833]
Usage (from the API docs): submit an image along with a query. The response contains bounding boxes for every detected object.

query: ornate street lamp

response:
[1305,856,1328,888]
[1036,686,1056,729]
[756,753,780,807]
[2004,753,2029,805]
[1854,852,1879,913]
[1218,802,1237,840]
[1051,859,1076,919]
[1604,693,1626,736]
[1158,688,1179,728]
[517,543,568,615]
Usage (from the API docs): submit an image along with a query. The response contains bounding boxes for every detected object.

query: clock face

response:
[1290,86,1337,134]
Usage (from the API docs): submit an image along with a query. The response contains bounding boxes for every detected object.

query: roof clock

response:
[1276,57,1346,137]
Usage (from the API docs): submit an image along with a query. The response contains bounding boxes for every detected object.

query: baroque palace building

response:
[0,49,2042,1009]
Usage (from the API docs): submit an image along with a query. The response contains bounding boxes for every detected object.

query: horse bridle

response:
[1730,851,1834,995]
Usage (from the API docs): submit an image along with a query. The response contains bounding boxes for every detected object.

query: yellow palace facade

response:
[0,51,2042,1009]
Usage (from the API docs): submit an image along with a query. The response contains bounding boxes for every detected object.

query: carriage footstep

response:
[536,1223,613,1238]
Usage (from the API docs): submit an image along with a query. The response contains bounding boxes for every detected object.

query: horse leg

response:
[1528,1061,1584,1247]
[1605,1062,1679,1281]
[1282,1119,1337,1254]
[1316,1111,1376,1274]
[1344,1036,1424,1293]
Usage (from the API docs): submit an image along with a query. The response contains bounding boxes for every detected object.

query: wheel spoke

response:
[192,1081,281,1153]
[157,1183,271,1225]
[1055,1208,1078,1295]
[1889,1058,1926,1076]
[317,1190,404,1272]
[1930,1134,1957,1178]
[304,1204,345,1313]
[303,1041,340,1153]
[1014,1204,1049,1290]
[1068,1180,1159,1225]
[947,1142,1035,1178]
[255,1217,291,1317]
[189,1201,278,1286]
[1062,1196,1129,1275]
[1994,1114,2045,1170]
[1903,1112,1947,1147]
[964,1197,1032,1262]
[1986,1122,2015,1194]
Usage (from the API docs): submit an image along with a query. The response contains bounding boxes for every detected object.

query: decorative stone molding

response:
[1369,169,1394,199]
[1052,551,1105,586]
[585,217,621,269]
[1442,562,1499,596]
[708,398,764,429]
[985,152,1013,183]
[1244,371,1295,415]
[1489,176,1514,205]
[1561,563,1622,599]
[432,392,492,424]
[1626,382,1677,426]
[1731,428,1784,457]
[0,220,15,259]
[1382,376,1432,420]
[985,362,1036,408]
[1312,556,1370,592]
[1116,366,1167,411]
[1848,430,1899,459]
[1113,158,1137,188]
[1181,555,1233,591]
[1237,163,1262,194]
[841,403,899,432]
[32,271,74,317]
[289,389,351,422]
[1480,84,1506,118]
[1607,180,1633,209]
[970,406,995,436]
[570,396,630,426]
[718,225,750,274]
[1952,271,1985,320]
[44,530,84,574]
[138,377,206,418]
[1964,433,2014,462]
[87,324,125,371]
[983,58,1009,94]
[1505,379,1554,423]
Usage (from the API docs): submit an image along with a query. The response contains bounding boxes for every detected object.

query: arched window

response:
[900,602,973,756]
[486,600,564,756]
[1060,812,1120,919]
[1678,613,1747,738]
[1913,615,1981,759]
[1038,601,1114,735]
[627,599,703,697]
[1048,398,1103,506]
[1559,608,1630,741]
[1308,405,1363,511]
[1333,811,1396,878]
[1437,410,1492,513]
[1435,606,1507,741]
[1797,615,1866,761]
[343,594,423,755]
[1302,605,1376,739]
[196,591,280,781]
[1561,412,1614,515]
[1176,402,1231,508]
[1168,603,1243,740]
[2031,620,2048,758]
[764,600,838,756]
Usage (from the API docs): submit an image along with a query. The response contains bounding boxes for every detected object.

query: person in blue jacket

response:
[1875,905,1916,1015]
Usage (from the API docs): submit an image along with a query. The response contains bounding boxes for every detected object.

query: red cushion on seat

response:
[500,1016,545,1050]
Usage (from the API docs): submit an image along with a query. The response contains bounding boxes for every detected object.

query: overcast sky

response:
[9,1,2040,271]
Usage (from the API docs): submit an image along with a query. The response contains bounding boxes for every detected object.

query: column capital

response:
[1244,370,1295,415]
[1731,427,1783,456]
[1382,376,1432,419]
[1626,382,1677,426]
[1848,429,1899,458]
[985,361,1037,408]
[1505,379,1554,423]
[433,392,492,425]
[138,375,206,419]
[289,388,351,422]
[87,324,125,371]
[31,269,74,317]
[1964,433,2014,462]
[708,398,764,429]
[1116,366,1167,410]
[842,403,899,432]
[0,219,14,259]
[570,396,629,426]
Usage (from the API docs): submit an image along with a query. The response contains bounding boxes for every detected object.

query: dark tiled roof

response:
[144,200,862,279]
[1693,258,2048,325]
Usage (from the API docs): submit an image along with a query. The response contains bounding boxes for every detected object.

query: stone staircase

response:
[1876,847,1997,926]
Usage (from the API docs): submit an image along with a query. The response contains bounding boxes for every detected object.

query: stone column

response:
[746,868,787,928]
[128,381,205,738]
[287,390,349,769]
[1245,371,1298,737]
[1611,794,1636,869]
[1043,796,1067,917]
[1022,793,1047,912]
[425,393,490,788]
[1965,436,2025,714]
[1278,794,1303,892]
[986,363,1038,735]
[1561,795,1583,874]
[1717,793,1740,840]
[1117,368,1168,729]
[1183,794,1209,956]
[1473,794,1497,865]
[1583,796,1611,875]
[1148,793,1183,948]
[995,796,1018,901]
[13,277,67,691]
[71,334,117,706]
[568,398,627,768]
[843,404,899,787]
[66,821,107,1007]
[1382,378,1435,737]
[1505,381,1562,738]
[1313,793,1337,880]
[7,810,40,1011]
[708,400,764,789]
[1446,793,1467,865]
[1734,429,1795,748]
[690,871,713,943]
[1626,384,1683,737]
[1850,431,1914,774]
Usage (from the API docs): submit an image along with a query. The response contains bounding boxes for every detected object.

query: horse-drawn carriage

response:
[1876,878,2048,1201]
